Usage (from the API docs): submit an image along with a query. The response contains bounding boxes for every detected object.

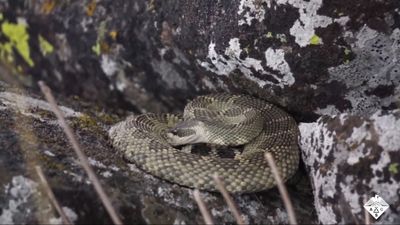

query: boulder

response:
[0,82,317,224]
[1,0,399,224]
[0,0,398,119]
[299,110,400,224]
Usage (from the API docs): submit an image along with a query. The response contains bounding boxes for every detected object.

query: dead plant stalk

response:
[38,81,123,225]
[265,152,297,225]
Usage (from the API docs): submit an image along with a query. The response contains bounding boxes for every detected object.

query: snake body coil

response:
[109,94,299,193]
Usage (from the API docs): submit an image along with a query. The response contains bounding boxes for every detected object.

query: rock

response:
[0,82,317,224]
[299,110,400,224]
[0,0,399,119]
[1,0,399,223]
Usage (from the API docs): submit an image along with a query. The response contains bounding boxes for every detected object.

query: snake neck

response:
[166,121,209,146]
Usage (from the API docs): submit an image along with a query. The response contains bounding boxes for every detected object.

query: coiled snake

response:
[109,94,299,193]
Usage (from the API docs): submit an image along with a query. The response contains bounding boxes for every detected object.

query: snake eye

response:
[170,129,178,135]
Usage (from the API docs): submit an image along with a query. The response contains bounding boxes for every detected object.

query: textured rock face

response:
[299,111,400,224]
[0,0,399,119]
[0,82,317,224]
[0,0,400,224]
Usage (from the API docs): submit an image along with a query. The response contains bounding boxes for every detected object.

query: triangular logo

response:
[363,195,389,219]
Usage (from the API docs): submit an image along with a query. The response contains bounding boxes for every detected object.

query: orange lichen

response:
[41,0,56,14]
[109,30,118,41]
[86,0,97,17]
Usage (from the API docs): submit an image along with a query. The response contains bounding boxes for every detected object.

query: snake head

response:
[165,119,207,146]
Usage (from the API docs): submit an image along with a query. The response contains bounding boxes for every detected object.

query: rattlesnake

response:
[109,94,299,193]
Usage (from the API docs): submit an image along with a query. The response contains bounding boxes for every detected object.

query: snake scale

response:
[109,94,299,193]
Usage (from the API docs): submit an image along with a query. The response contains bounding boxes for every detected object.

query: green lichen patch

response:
[343,47,352,64]
[96,112,120,125]
[1,20,34,67]
[38,35,54,56]
[309,34,322,45]
[92,41,101,55]
[71,114,101,131]
[389,163,398,175]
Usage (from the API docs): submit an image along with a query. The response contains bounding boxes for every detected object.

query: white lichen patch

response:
[200,38,294,88]
[299,111,400,224]
[300,119,359,224]
[272,0,348,47]
[237,0,349,46]
[328,26,400,116]
[48,207,78,225]
[0,176,38,224]
[342,120,373,166]
[340,176,363,215]
[299,121,340,224]
[114,72,128,92]
[109,165,120,172]
[155,187,195,211]
[366,112,400,223]
[101,171,113,178]
[88,158,120,178]
[101,55,118,77]
[265,48,295,85]
[371,111,400,151]
[271,208,290,224]
[346,142,370,166]
[238,0,268,26]
[44,150,56,157]
[314,104,342,115]
[88,157,107,169]
[63,170,85,183]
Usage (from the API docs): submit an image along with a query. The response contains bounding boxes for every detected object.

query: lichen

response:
[309,34,322,45]
[200,38,294,88]
[300,111,400,223]
[86,0,97,17]
[389,163,399,175]
[91,21,108,56]
[238,0,267,26]
[1,20,34,67]
[96,112,120,125]
[72,114,100,131]
[41,0,57,14]
[326,26,400,115]
[92,41,101,55]
[38,35,54,56]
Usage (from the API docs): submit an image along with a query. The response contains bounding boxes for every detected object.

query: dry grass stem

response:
[38,81,123,225]
[193,189,214,225]
[364,196,371,225]
[213,174,245,225]
[35,166,73,225]
[265,153,297,225]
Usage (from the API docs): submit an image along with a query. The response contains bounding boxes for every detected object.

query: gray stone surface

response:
[299,111,400,224]
[0,0,399,224]
[0,83,316,224]
[0,0,399,119]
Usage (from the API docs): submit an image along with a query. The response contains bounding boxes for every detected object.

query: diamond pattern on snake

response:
[109,94,300,193]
